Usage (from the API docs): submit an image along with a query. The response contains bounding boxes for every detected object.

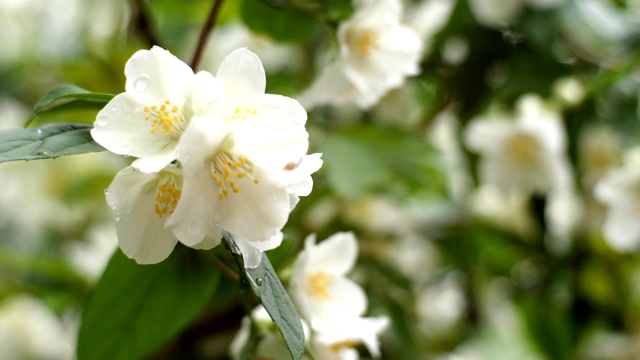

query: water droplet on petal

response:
[95,115,109,127]
[115,212,122,221]
[256,278,263,286]
[36,129,43,137]
[134,75,150,92]
[104,188,110,195]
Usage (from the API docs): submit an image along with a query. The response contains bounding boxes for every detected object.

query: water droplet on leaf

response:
[36,150,51,156]
[134,75,150,92]
[36,129,43,137]
[256,278,263,286]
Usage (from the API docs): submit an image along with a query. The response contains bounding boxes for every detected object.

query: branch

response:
[190,0,226,70]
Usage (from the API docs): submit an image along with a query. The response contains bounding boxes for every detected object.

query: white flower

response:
[0,295,74,360]
[105,165,218,264]
[299,0,422,109]
[229,305,310,360]
[92,46,220,173]
[468,0,566,27]
[594,166,640,251]
[166,48,321,269]
[289,232,389,357]
[464,95,571,195]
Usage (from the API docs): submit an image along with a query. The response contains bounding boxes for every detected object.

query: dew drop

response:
[104,188,110,195]
[95,115,109,127]
[256,278,263,286]
[115,212,122,222]
[36,150,51,156]
[134,75,150,92]
[36,129,43,137]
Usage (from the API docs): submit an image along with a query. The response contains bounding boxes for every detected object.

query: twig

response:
[205,252,240,283]
[130,0,162,47]
[190,0,226,70]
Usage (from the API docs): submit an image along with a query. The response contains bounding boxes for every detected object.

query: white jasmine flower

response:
[92,46,220,173]
[106,165,218,264]
[230,305,311,360]
[299,0,422,109]
[464,95,571,195]
[167,48,320,268]
[289,232,389,357]
[0,294,74,360]
[594,166,640,251]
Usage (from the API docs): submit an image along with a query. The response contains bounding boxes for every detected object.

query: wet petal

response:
[124,46,193,106]
[106,166,178,264]
[92,93,176,159]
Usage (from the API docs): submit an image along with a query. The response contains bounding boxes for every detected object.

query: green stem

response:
[190,0,226,70]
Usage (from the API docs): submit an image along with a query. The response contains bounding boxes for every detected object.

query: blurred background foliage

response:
[3,0,640,359]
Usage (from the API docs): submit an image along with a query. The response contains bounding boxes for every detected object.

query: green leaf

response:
[77,247,219,360]
[33,85,113,114]
[27,85,113,127]
[222,231,305,360]
[0,123,105,163]
[241,0,319,43]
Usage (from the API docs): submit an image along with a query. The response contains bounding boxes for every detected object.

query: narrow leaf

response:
[77,247,219,360]
[0,123,105,163]
[222,231,305,360]
[33,84,113,114]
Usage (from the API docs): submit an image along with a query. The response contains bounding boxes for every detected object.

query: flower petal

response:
[106,166,178,264]
[92,93,176,160]
[166,168,217,247]
[305,232,358,276]
[213,164,290,241]
[231,111,309,173]
[216,48,266,105]
[176,116,229,174]
[124,46,194,106]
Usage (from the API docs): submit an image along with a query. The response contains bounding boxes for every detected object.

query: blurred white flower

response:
[594,165,640,251]
[579,125,621,188]
[545,187,584,241]
[289,232,389,357]
[552,77,586,107]
[299,0,422,109]
[470,185,538,238]
[167,48,320,268]
[406,0,456,55]
[417,273,466,335]
[65,222,117,282]
[468,0,566,27]
[465,95,571,195]
[229,305,308,360]
[0,295,75,360]
[92,46,221,173]
[200,22,303,73]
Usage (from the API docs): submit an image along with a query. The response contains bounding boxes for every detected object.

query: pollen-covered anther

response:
[210,152,259,201]
[143,99,186,135]
[346,28,379,57]
[154,174,182,218]
[231,107,258,121]
[307,271,333,299]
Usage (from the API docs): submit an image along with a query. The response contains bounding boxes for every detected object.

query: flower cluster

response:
[230,232,388,359]
[93,46,321,267]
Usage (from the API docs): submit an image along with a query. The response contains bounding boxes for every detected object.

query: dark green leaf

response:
[0,123,105,163]
[33,85,113,114]
[27,85,114,127]
[77,247,219,360]
[241,0,319,43]
[222,231,305,360]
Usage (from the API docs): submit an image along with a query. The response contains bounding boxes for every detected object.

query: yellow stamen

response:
[210,151,260,201]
